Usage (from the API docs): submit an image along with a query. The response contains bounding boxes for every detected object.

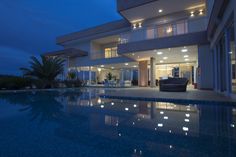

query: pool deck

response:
[100,87,236,105]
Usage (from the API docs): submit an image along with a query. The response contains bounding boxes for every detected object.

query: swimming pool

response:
[0,88,235,157]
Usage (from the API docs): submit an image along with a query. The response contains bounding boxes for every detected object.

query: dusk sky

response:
[0,0,121,75]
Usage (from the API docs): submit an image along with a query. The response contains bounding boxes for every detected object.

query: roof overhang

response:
[44,48,88,58]
[117,0,206,22]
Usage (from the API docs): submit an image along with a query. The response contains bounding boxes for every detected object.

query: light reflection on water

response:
[0,88,235,157]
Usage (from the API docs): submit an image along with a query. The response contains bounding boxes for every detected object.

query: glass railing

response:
[119,20,189,44]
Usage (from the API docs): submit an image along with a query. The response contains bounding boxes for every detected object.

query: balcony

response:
[118,17,208,54]
[119,18,207,44]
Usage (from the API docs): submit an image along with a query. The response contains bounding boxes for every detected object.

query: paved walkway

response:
[100,87,236,105]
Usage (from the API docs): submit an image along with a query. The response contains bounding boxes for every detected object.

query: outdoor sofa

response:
[159,78,189,92]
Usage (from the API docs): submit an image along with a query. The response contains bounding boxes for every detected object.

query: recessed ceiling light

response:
[132,53,135,56]
[160,60,164,63]
[163,57,168,60]
[125,63,129,66]
[133,65,137,68]
[157,52,163,55]
[185,58,189,61]
[159,9,163,13]
[181,49,188,52]
[101,65,104,68]
[184,55,189,58]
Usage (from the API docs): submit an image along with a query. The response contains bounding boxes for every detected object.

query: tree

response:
[20,56,65,88]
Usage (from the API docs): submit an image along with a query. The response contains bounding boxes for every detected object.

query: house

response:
[45,0,236,97]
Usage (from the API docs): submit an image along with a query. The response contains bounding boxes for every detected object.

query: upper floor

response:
[48,0,214,61]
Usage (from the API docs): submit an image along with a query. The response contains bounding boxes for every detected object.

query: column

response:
[89,66,92,85]
[138,61,148,87]
[217,44,221,92]
[224,29,232,95]
[213,46,218,91]
[150,57,156,88]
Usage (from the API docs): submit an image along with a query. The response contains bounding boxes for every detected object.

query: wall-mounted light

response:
[190,11,195,17]
[133,23,137,29]
[199,9,203,15]
[138,22,142,28]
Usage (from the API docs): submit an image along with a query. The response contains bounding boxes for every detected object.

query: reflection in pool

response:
[0,88,235,157]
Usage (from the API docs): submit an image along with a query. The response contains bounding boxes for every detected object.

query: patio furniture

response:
[159,78,189,92]
[120,80,132,87]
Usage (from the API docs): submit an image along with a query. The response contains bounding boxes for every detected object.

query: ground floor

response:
[63,40,236,98]
[66,45,199,89]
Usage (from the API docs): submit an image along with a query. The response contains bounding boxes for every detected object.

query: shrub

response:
[68,72,76,80]
[0,76,32,90]
[64,79,83,88]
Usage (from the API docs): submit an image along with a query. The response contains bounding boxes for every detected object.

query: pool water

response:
[0,88,235,157]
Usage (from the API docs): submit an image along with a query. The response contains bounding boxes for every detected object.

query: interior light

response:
[229,51,233,54]
[157,52,163,55]
[158,123,163,127]
[133,65,137,68]
[160,111,164,114]
[159,9,163,13]
[133,104,137,107]
[98,98,102,104]
[97,68,102,72]
[163,57,168,60]
[111,102,114,105]
[125,63,129,66]
[111,67,114,69]
[132,53,135,56]
[133,23,137,29]
[166,27,173,33]
[160,60,164,63]
[101,65,105,68]
[184,55,189,58]
[181,49,188,52]
[100,105,104,108]
[125,108,129,111]
[231,124,235,128]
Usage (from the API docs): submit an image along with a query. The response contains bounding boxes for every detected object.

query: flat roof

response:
[44,48,88,58]
[56,19,130,45]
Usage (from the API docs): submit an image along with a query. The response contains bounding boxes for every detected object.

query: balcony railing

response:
[119,20,189,44]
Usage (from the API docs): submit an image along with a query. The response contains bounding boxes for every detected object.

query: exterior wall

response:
[188,17,208,33]
[198,44,214,90]
[118,31,208,54]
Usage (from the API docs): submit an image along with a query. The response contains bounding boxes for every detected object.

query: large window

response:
[105,47,118,58]
[230,24,236,93]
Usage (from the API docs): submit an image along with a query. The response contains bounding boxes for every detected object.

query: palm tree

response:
[21,56,65,88]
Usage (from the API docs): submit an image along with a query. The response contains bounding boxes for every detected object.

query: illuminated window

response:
[105,47,118,58]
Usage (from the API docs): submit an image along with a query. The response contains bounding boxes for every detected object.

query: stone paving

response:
[100,87,236,105]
